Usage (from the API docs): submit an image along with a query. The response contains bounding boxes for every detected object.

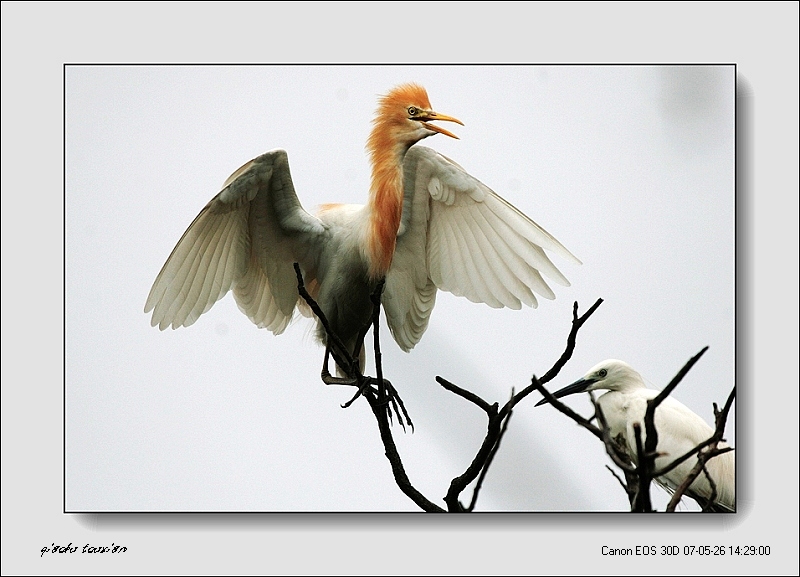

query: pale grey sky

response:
[3,2,798,576]
[65,64,735,512]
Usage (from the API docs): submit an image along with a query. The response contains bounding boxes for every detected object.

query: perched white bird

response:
[145,83,580,374]
[537,359,735,511]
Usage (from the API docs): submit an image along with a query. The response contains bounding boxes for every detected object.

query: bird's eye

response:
[407,106,418,116]
[598,369,608,378]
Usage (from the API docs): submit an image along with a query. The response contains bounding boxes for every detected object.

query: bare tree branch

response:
[665,386,736,512]
[468,389,516,512]
[294,256,733,514]
[438,299,605,511]
[643,347,710,458]
[605,465,628,493]
[504,298,604,413]
[294,263,353,373]
[294,271,612,512]
[630,423,654,512]
[436,376,493,414]
[362,386,445,512]
[293,264,435,510]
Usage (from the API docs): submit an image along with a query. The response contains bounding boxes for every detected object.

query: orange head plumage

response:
[364,84,463,279]
[367,83,463,155]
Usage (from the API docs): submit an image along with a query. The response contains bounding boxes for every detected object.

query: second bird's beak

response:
[421,111,464,139]
[535,377,593,407]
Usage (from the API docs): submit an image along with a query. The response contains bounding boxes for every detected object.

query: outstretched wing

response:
[145,149,327,332]
[383,145,581,351]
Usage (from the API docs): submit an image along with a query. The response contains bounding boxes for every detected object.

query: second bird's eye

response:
[599,369,608,377]
[407,106,418,116]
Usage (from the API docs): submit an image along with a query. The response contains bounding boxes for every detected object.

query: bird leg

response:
[338,281,413,430]
[320,346,359,387]
[296,262,412,429]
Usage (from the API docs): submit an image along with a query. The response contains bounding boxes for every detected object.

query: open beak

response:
[535,377,593,407]
[421,111,464,139]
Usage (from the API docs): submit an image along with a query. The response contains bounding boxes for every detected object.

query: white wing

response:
[645,397,735,511]
[384,146,581,351]
[613,391,735,511]
[145,149,327,332]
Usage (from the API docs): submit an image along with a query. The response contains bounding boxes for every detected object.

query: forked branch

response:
[436,298,604,511]
[665,386,736,512]
[296,261,606,511]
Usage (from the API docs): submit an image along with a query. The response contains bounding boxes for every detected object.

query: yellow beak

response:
[421,111,464,140]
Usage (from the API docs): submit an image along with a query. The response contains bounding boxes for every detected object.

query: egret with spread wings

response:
[145,83,581,377]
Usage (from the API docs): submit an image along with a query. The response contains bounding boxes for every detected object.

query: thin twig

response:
[503,298,603,415]
[438,299,604,511]
[644,347,710,457]
[606,465,629,493]
[436,376,493,413]
[630,423,653,512]
[525,374,604,442]
[665,385,736,512]
[539,299,604,385]
[468,389,516,511]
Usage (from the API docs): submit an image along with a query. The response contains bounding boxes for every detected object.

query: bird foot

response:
[338,376,392,407]
[365,377,415,432]
[319,340,413,430]
[330,374,413,432]
[381,379,414,432]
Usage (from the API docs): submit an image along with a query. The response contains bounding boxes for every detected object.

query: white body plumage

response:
[540,359,735,511]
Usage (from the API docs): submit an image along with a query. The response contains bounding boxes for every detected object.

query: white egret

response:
[537,359,735,511]
[145,83,580,374]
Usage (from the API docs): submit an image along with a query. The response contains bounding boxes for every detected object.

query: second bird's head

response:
[536,360,644,407]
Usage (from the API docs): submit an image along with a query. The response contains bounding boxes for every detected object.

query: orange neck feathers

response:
[365,131,405,279]
[365,84,432,279]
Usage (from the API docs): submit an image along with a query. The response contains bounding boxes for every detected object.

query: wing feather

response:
[449,207,505,308]
[482,193,572,287]
[483,189,581,266]
[148,207,245,329]
[171,208,242,328]
[145,149,325,332]
[467,206,539,306]
[463,208,532,308]
[477,206,560,296]
[384,146,579,350]
[430,211,462,294]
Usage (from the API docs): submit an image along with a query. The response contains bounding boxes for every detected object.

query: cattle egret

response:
[145,83,580,375]
[537,359,734,511]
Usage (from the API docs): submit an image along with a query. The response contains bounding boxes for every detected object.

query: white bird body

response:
[145,84,580,369]
[540,360,734,511]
